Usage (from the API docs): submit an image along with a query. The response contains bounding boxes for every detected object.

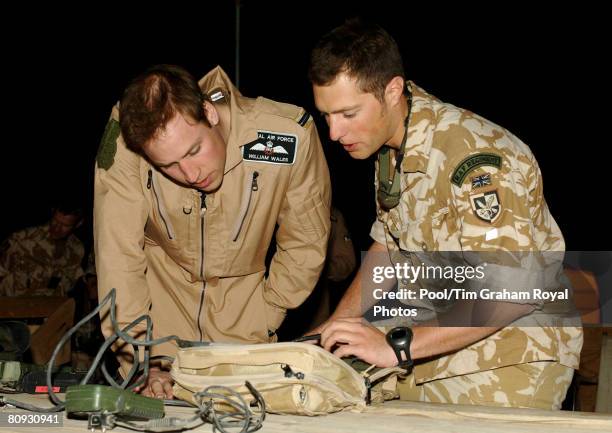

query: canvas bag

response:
[171,342,404,416]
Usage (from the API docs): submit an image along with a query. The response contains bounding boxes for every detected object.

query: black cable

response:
[1,289,158,411]
[0,288,268,432]
[1,289,118,411]
[194,381,265,433]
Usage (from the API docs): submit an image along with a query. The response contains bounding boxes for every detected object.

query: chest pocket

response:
[145,169,197,258]
[385,200,453,253]
[385,204,456,317]
[231,169,260,242]
[144,171,174,248]
[224,168,271,275]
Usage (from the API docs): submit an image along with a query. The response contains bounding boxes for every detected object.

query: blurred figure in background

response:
[0,202,84,297]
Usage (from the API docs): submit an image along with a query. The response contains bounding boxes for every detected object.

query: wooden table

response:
[597,333,612,412]
[0,297,71,320]
[0,296,74,365]
[1,393,611,433]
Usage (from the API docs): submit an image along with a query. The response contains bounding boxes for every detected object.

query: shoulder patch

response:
[97,119,120,170]
[470,190,501,223]
[242,131,298,165]
[451,153,502,187]
[471,173,492,189]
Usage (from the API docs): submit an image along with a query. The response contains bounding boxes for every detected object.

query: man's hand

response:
[320,317,398,368]
[133,367,174,399]
[301,316,335,344]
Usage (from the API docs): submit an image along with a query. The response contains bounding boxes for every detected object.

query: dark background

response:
[2,1,609,253]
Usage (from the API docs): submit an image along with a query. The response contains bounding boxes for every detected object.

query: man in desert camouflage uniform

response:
[0,206,84,297]
[308,20,582,409]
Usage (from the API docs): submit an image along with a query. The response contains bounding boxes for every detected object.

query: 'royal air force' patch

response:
[242,131,298,165]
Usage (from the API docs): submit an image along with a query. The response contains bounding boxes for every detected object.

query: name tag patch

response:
[242,131,298,165]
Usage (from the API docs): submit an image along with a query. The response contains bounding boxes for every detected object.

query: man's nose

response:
[179,160,200,184]
[328,116,345,142]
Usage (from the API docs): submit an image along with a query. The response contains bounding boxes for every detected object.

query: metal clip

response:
[88,413,115,433]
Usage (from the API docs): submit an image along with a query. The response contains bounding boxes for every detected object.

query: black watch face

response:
[391,328,408,340]
[389,327,411,347]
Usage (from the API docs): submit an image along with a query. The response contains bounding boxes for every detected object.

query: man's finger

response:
[149,380,166,399]
[333,343,360,359]
[335,317,363,324]
[322,329,359,351]
[162,380,174,399]
[304,320,330,338]
[321,321,364,348]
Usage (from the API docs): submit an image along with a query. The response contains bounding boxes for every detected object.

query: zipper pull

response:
[364,377,372,405]
[147,169,152,189]
[200,191,207,217]
[281,364,304,380]
[251,171,259,191]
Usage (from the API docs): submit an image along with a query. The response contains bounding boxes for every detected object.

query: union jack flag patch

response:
[471,173,491,189]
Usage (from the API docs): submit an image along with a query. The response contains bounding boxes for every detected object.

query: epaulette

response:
[256,97,313,129]
[294,109,313,128]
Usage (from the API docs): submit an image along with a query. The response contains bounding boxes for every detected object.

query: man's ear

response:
[384,76,405,107]
[203,100,220,126]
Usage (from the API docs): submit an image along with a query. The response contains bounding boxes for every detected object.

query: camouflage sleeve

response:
[450,154,560,251]
[0,236,11,279]
[58,240,85,296]
[369,160,387,245]
[0,231,30,296]
[0,236,12,294]
[447,129,564,306]
[369,220,386,245]
[263,119,331,329]
[0,232,23,279]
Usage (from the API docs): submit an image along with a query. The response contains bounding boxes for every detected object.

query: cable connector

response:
[87,412,116,433]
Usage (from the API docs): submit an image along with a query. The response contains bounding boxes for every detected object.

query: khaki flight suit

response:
[94,67,331,376]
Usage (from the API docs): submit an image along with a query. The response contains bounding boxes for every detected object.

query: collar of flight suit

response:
[399,81,436,175]
[198,66,258,175]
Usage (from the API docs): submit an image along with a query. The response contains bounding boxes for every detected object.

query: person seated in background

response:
[0,201,84,365]
[0,202,85,297]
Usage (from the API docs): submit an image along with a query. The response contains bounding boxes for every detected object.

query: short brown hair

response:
[119,64,210,152]
[308,19,405,101]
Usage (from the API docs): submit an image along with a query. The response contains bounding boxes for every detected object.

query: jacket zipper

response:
[231,171,259,241]
[197,191,206,341]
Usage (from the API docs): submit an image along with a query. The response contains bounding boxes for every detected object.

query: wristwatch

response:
[385,327,413,370]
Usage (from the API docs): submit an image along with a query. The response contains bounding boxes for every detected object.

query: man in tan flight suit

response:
[94,65,331,399]
[308,20,582,409]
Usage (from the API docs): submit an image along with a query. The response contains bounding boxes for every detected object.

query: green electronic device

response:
[65,384,164,420]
